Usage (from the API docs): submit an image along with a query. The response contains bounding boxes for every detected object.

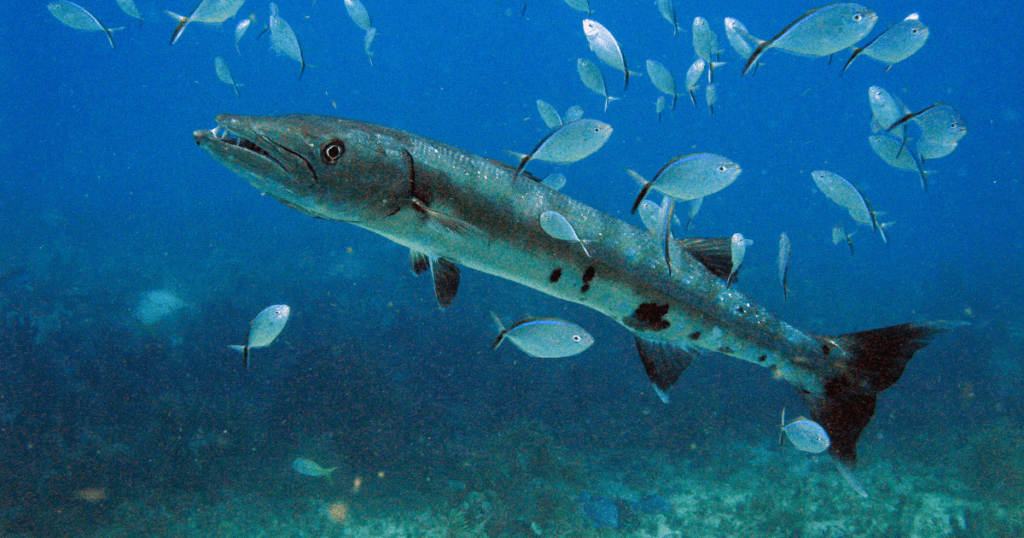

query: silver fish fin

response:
[676,237,733,280]
[634,336,700,404]
[489,311,507,349]
[802,321,967,466]
[430,256,460,310]
[409,250,430,275]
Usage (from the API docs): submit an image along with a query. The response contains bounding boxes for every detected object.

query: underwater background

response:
[1,1,1022,536]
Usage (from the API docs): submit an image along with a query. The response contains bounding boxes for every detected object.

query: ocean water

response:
[1,1,1022,536]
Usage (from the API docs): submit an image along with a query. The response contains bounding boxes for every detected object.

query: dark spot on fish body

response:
[822,345,831,356]
[718,346,734,354]
[736,306,746,314]
[689,331,702,341]
[580,266,596,293]
[758,355,767,363]
[624,303,671,332]
[549,268,562,283]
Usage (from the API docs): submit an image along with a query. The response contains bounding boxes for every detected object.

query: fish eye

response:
[572,334,582,342]
[853,13,862,22]
[718,165,727,171]
[321,140,345,165]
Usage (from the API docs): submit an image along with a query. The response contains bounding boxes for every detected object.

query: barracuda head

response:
[194,114,412,222]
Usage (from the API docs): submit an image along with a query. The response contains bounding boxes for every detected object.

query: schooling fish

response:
[229,304,291,368]
[344,0,372,31]
[537,100,563,130]
[214,56,241,97]
[778,232,791,301]
[195,114,963,465]
[168,0,245,45]
[540,210,591,257]
[727,233,752,287]
[512,118,613,180]
[234,14,255,54]
[780,408,831,454]
[583,19,633,92]
[268,3,305,78]
[47,1,117,49]
[742,3,878,76]
[291,458,337,477]
[888,103,967,160]
[631,153,741,212]
[842,13,929,75]
[656,0,681,36]
[683,59,705,107]
[577,58,619,112]
[491,312,595,358]
[646,60,677,109]
[810,170,878,232]
[692,17,720,82]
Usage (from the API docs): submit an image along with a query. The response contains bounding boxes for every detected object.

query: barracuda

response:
[195,114,960,467]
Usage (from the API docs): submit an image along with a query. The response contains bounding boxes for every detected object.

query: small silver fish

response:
[583,19,632,92]
[632,153,742,211]
[269,3,306,78]
[868,132,928,190]
[291,458,337,477]
[540,210,590,257]
[214,56,241,97]
[646,59,677,108]
[727,233,752,287]
[655,96,667,122]
[512,119,613,179]
[229,304,291,368]
[234,14,256,54]
[563,105,585,123]
[364,27,377,66]
[724,17,763,59]
[810,170,875,229]
[889,103,966,160]
[843,13,929,75]
[705,83,717,117]
[780,408,831,454]
[684,59,705,107]
[576,58,618,112]
[114,0,142,21]
[564,0,591,15]
[778,232,791,301]
[692,17,720,82]
[47,1,116,49]
[169,0,246,45]
[490,312,594,358]
[344,0,373,31]
[832,225,855,255]
[743,3,878,76]
[656,0,681,36]
[537,100,563,130]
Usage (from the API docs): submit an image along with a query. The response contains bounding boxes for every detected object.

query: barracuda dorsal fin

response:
[677,237,733,280]
[801,321,967,466]
[634,336,701,403]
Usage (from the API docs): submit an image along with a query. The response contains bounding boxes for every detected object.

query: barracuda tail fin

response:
[802,321,966,466]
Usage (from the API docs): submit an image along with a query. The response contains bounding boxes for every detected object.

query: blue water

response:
[2,1,1022,536]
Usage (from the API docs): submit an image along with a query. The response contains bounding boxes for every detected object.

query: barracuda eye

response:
[321,140,345,165]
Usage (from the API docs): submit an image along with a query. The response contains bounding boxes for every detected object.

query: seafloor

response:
[21,429,1022,538]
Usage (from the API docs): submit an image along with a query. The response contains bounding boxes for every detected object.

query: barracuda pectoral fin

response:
[802,321,967,467]
[676,237,733,280]
[634,336,701,404]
